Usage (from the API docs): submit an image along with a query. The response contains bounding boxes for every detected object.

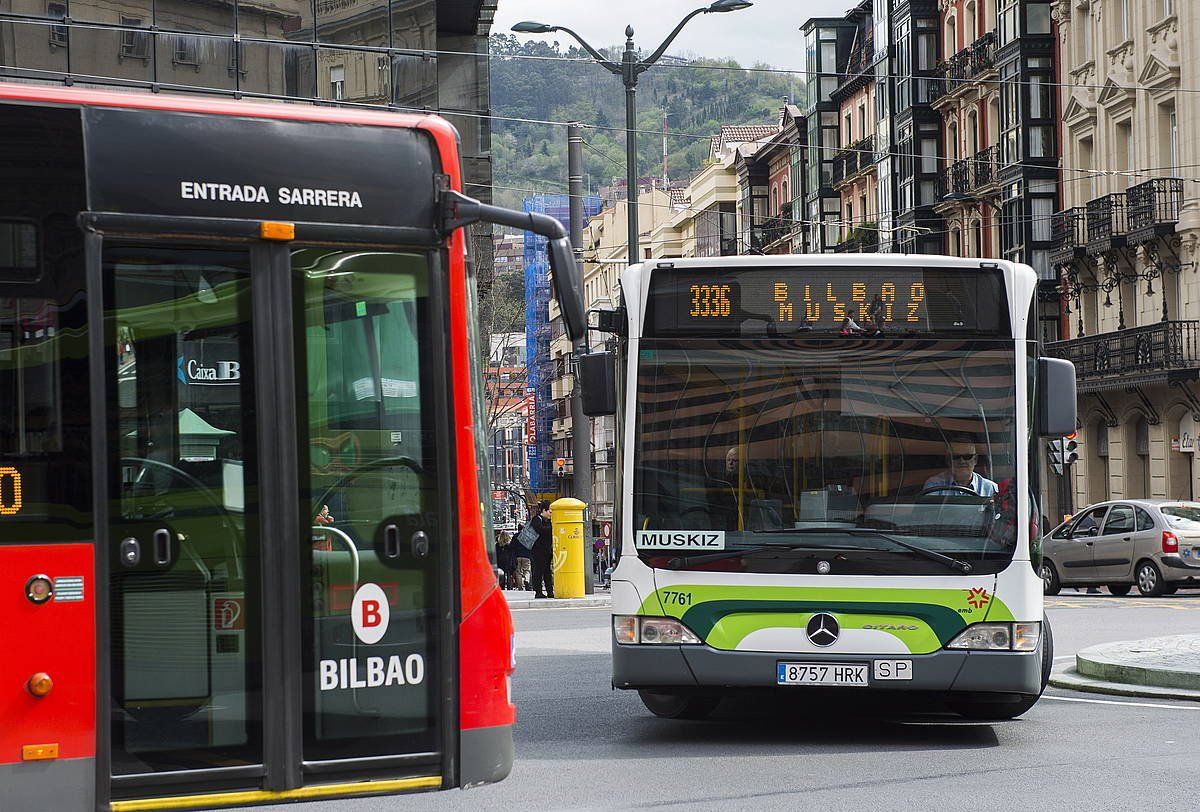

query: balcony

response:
[933,32,998,105]
[1044,321,1200,392]
[1125,177,1183,244]
[936,146,1000,203]
[593,446,616,467]
[1050,207,1087,265]
[833,224,880,253]
[551,417,573,439]
[747,202,793,253]
[832,135,874,186]
[1085,192,1128,255]
[835,37,875,96]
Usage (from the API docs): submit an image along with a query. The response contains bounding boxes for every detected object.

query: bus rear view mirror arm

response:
[1037,357,1077,437]
[440,189,586,342]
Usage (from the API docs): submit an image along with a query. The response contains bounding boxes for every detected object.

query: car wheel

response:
[1135,560,1166,597]
[638,690,720,720]
[1040,561,1061,596]
[1107,584,1131,596]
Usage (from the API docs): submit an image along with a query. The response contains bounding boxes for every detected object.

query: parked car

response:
[1040,499,1200,596]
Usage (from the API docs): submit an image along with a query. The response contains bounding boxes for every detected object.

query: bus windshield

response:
[633,339,1022,575]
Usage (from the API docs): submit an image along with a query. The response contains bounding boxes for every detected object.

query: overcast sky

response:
[494,0,850,71]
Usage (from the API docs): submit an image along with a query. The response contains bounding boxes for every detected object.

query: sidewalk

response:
[502,588,612,610]
[1050,634,1200,701]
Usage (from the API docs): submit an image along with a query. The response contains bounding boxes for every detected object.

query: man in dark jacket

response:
[529,500,555,599]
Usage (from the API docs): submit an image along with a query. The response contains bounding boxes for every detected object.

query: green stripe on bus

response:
[638,584,1014,648]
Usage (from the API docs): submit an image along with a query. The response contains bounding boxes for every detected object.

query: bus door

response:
[104,243,266,784]
[100,240,451,801]
[295,247,449,775]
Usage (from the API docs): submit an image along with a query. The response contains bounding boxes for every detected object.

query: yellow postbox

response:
[550,497,586,598]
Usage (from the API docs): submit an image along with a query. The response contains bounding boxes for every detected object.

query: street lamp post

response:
[513,0,752,263]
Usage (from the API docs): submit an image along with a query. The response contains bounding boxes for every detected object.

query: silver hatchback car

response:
[1040,499,1200,596]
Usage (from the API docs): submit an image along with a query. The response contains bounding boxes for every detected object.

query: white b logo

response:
[351,583,390,645]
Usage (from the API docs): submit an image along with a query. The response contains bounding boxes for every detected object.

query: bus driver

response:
[923,436,999,497]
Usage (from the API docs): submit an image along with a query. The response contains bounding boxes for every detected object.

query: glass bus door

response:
[105,245,264,779]
[295,248,447,772]
[100,240,450,799]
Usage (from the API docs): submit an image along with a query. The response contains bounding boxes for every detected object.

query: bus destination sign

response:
[645,266,1008,337]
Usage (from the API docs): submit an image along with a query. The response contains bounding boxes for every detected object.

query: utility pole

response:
[567,121,594,593]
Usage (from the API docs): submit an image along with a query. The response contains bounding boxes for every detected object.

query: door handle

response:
[1085,541,1093,546]
[383,524,401,560]
[153,528,172,566]
[411,530,430,559]
[1123,537,1131,541]
[119,537,141,567]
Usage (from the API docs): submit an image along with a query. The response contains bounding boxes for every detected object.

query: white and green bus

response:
[581,255,1076,721]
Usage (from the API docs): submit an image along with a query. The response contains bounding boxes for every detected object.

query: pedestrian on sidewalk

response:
[512,521,535,590]
[530,500,555,599]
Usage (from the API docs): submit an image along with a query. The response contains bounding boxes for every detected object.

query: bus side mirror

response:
[579,351,617,417]
[1037,357,1077,437]
[547,237,586,343]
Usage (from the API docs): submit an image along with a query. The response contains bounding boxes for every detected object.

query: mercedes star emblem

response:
[806,613,840,647]
[816,560,832,574]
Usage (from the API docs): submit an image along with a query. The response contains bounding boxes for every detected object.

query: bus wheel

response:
[1040,613,1054,692]
[638,690,720,720]
[1136,560,1166,597]
[951,695,1040,721]
[1107,584,1131,596]
[1040,562,1060,596]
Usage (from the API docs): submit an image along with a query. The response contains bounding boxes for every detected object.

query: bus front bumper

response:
[612,641,1043,696]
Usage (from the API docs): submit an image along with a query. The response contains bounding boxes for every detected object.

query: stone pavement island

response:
[1051,634,1200,701]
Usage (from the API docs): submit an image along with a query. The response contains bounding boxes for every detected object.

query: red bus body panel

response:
[0,543,96,764]
[416,116,518,733]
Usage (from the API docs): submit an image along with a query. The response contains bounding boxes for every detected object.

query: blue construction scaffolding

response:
[523,193,601,495]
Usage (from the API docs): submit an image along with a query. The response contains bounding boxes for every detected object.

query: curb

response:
[505,594,612,610]
[1075,635,1200,692]
[1049,663,1200,702]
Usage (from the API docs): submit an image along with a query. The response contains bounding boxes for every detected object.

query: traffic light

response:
[555,457,566,477]
[1063,432,1079,466]
[1047,438,1064,476]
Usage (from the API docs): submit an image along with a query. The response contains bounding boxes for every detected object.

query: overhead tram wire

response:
[482,176,1200,245]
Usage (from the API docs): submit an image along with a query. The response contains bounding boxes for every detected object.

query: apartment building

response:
[1047,0,1195,515]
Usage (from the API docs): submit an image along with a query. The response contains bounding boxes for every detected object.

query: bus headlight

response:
[613,615,701,645]
[947,622,1041,651]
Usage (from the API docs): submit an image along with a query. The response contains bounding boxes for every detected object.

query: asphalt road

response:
[265,592,1200,812]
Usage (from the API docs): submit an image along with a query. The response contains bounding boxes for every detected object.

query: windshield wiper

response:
[663,542,853,570]
[759,527,973,574]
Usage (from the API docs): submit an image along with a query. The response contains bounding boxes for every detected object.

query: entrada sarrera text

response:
[181,181,364,209]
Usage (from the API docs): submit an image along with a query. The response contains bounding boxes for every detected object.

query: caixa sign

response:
[179,357,241,384]
[319,582,426,691]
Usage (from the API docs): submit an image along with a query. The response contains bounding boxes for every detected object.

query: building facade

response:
[0,1,495,201]
[1047,0,1194,518]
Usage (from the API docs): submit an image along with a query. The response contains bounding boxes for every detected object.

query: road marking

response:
[1042,694,1200,711]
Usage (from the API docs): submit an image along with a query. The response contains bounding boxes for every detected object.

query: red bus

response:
[0,83,584,811]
